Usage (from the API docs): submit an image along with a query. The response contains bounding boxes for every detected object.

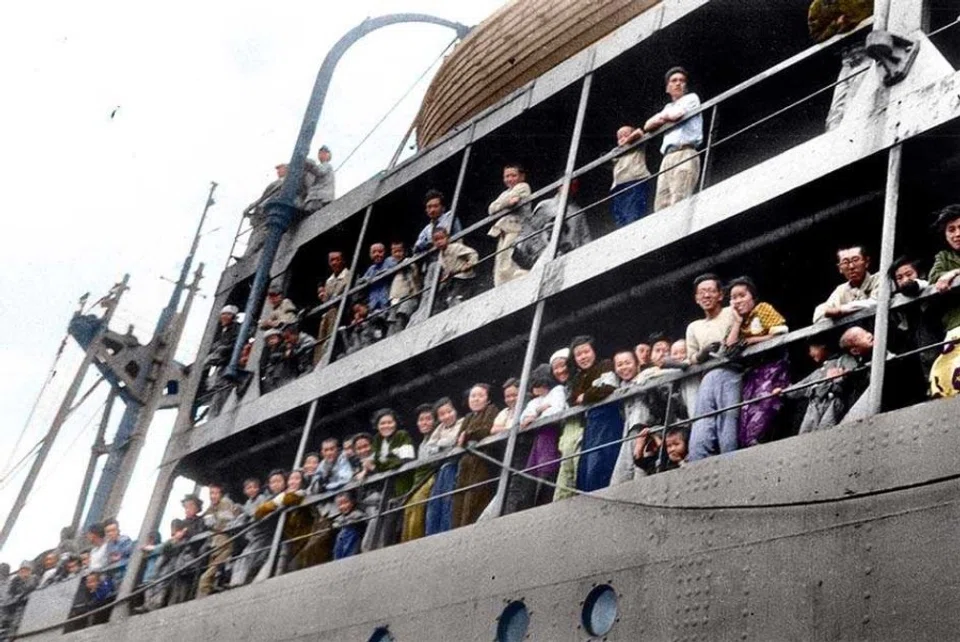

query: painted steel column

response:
[425,144,472,318]
[224,14,471,380]
[254,399,320,582]
[491,73,593,517]
[320,206,375,366]
[545,72,593,259]
[699,105,719,192]
[0,275,128,550]
[110,461,178,620]
[70,388,118,532]
[100,265,205,522]
[867,144,901,415]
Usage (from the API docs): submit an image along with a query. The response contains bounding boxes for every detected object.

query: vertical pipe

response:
[320,205,375,367]
[71,388,118,532]
[254,399,319,582]
[868,144,901,415]
[873,0,891,32]
[425,144,472,318]
[491,74,593,517]
[698,105,719,192]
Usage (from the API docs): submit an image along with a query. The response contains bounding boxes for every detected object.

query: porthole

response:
[496,600,530,642]
[367,626,394,642]
[581,584,618,637]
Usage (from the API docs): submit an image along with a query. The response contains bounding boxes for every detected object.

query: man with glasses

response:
[813,245,880,323]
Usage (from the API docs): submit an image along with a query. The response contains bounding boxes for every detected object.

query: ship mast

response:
[0,276,128,550]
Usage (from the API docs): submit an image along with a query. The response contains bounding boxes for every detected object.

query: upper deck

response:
[175,0,960,468]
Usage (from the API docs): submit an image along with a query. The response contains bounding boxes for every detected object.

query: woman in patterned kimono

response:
[725,277,790,448]
[451,384,500,528]
[569,336,621,492]
[487,164,532,286]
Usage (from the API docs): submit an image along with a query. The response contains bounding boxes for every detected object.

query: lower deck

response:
[24,395,960,641]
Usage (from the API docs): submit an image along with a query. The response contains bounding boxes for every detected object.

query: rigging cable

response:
[334,35,458,173]
[0,330,71,479]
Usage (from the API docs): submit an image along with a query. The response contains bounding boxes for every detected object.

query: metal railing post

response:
[868,144,901,415]
[425,144,472,318]
[320,205,376,366]
[254,399,320,582]
[699,104,719,192]
[492,72,593,517]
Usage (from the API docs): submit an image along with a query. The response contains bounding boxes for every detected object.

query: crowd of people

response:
[141,199,960,610]
[0,520,135,638]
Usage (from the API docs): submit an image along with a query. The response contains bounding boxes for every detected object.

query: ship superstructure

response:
[12,0,960,640]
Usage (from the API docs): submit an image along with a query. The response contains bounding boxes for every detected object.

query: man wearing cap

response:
[548,348,584,502]
[259,284,298,331]
[644,66,703,211]
[197,482,240,598]
[85,522,110,571]
[304,145,336,212]
[3,562,37,633]
[314,250,352,364]
[259,328,288,392]
[243,163,287,257]
[206,305,240,368]
[168,494,205,605]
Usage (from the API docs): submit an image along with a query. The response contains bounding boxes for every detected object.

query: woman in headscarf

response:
[451,383,500,528]
[725,276,790,448]
[569,336,621,492]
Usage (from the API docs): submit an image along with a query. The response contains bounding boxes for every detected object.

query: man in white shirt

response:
[812,245,880,323]
[84,523,110,571]
[644,66,704,211]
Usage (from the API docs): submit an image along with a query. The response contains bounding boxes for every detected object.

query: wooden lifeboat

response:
[414,0,662,147]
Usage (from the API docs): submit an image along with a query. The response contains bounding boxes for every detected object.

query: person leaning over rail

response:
[314,250,351,364]
[611,125,652,227]
[414,188,462,254]
[452,384,500,529]
[928,205,960,397]
[196,482,240,598]
[568,336,621,492]
[685,273,740,461]
[387,240,423,335]
[888,256,941,382]
[259,282,298,331]
[812,244,880,323]
[724,277,790,449]
[433,226,479,311]
[227,477,271,589]
[644,66,703,211]
[424,398,464,536]
[401,403,444,543]
[487,163,532,286]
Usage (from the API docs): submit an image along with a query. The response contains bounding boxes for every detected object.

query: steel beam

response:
[868,144,901,415]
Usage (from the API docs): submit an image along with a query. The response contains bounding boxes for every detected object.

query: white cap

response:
[264,328,281,338]
[549,348,570,364]
[221,305,239,316]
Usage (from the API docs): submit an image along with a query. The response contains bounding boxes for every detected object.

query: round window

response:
[581,584,618,637]
[496,600,530,642]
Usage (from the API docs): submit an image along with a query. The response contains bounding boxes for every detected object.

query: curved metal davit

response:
[414,0,662,147]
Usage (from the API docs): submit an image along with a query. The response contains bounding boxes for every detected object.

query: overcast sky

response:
[0,0,507,565]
